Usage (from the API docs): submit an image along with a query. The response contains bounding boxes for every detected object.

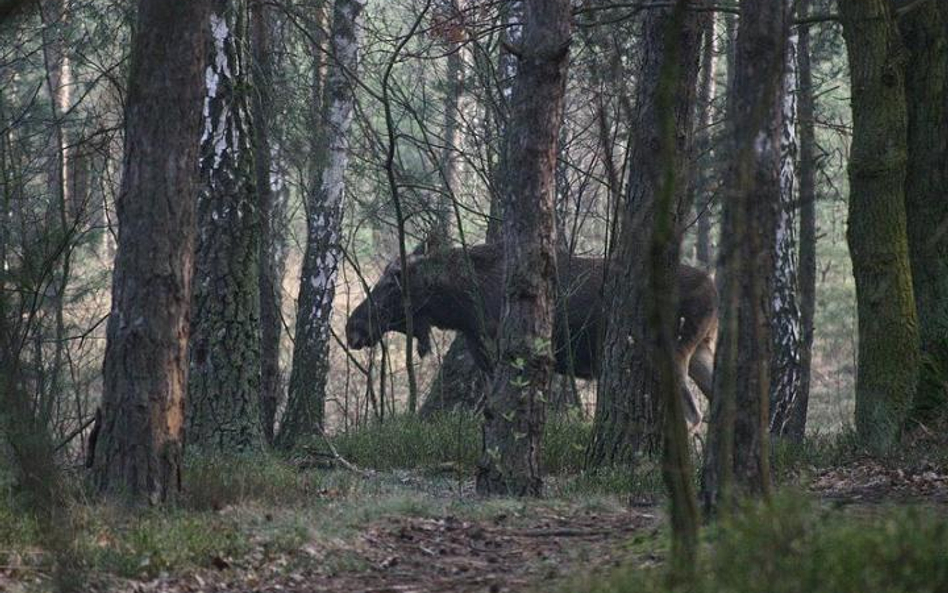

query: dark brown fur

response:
[346,243,717,415]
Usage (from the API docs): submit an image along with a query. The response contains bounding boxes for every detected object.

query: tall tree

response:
[769,22,805,439]
[250,0,288,444]
[188,0,264,452]
[476,0,570,496]
[277,0,364,450]
[839,0,918,453]
[693,10,717,270]
[701,0,790,512]
[92,0,211,503]
[900,2,948,424]
[587,2,704,468]
[650,2,703,578]
[790,0,817,441]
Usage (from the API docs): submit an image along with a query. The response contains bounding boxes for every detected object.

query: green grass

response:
[569,495,948,593]
[327,410,592,474]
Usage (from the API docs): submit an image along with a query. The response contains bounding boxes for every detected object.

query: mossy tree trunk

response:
[701,0,789,513]
[188,0,264,453]
[93,0,211,504]
[476,0,570,497]
[277,0,364,450]
[839,0,919,453]
[900,2,948,425]
[587,1,703,469]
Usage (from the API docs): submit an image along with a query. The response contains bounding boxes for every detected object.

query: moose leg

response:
[687,340,714,401]
[676,349,702,428]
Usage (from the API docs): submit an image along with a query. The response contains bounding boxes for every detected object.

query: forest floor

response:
[4,423,948,593]
[5,458,947,593]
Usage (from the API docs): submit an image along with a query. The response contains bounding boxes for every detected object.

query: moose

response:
[345,241,718,424]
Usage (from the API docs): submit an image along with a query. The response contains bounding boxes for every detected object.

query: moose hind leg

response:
[687,341,714,401]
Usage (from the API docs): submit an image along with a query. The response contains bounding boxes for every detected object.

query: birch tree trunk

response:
[93,0,211,504]
[188,0,264,453]
[701,0,790,512]
[839,0,918,454]
[587,2,703,468]
[769,25,805,440]
[476,0,570,497]
[277,0,364,450]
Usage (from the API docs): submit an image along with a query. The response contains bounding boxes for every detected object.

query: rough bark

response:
[839,0,919,453]
[93,0,211,504]
[792,0,816,441]
[188,1,264,453]
[587,2,703,469]
[769,25,805,440]
[701,0,788,512]
[651,3,702,577]
[277,0,364,450]
[476,0,570,497]
[250,0,287,444]
[900,3,948,424]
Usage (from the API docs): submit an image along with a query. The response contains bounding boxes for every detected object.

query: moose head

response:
[345,237,445,358]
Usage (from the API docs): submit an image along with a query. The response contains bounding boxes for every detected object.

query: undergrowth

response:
[571,494,948,593]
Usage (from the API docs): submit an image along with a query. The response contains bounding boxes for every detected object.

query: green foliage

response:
[572,495,948,593]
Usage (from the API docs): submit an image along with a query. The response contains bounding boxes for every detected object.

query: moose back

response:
[345,243,717,420]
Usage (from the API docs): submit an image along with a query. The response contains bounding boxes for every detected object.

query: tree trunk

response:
[476,0,570,497]
[791,0,816,441]
[769,24,805,440]
[839,0,918,454]
[900,3,948,425]
[277,0,364,450]
[188,0,264,453]
[693,10,717,270]
[587,2,703,469]
[701,0,789,513]
[251,0,288,444]
[93,0,211,504]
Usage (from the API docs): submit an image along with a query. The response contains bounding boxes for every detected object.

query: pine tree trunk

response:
[769,25,805,440]
[93,0,211,504]
[250,0,288,444]
[587,3,703,469]
[900,3,948,425]
[277,0,364,450]
[784,0,816,442]
[701,0,789,512]
[792,0,816,441]
[839,0,919,453]
[693,11,717,270]
[188,1,264,453]
[476,0,570,497]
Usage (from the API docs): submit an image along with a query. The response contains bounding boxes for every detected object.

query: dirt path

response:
[118,507,661,593]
